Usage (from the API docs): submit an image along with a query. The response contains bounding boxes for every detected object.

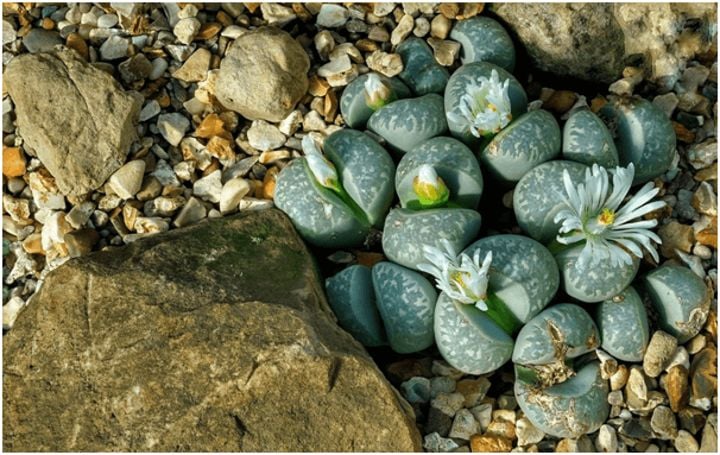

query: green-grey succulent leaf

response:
[513,160,588,244]
[599,96,676,185]
[480,109,561,183]
[396,37,450,96]
[595,286,650,362]
[323,129,395,228]
[435,293,514,375]
[513,304,600,368]
[563,107,619,168]
[372,261,436,353]
[396,137,484,210]
[325,265,387,347]
[643,265,712,343]
[274,159,369,248]
[515,361,609,439]
[367,94,448,154]
[555,243,639,303]
[463,234,559,323]
[450,16,516,71]
[339,73,412,129]
[382,207,482,271]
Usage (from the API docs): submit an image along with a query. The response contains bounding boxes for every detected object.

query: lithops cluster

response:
[274,129,395,248]
[272,12,704,443]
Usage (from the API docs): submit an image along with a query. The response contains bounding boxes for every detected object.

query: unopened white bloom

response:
[302,135,340,192]
[364,73,393,110]
[554,163,666,268]
[413,164,449,208]
[455,69,512,138]
[418,240,493,311]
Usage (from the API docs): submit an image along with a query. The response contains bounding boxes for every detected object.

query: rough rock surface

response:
[3,209,421,452]
[215,27,310,122]
[4,49,142,195]
[493,3,717,85]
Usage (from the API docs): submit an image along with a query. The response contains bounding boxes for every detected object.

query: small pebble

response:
[107,160,145,200]
[643,330,679,378]
[674,429,699,452]
[157,113,190,147]
[595,424,618,452]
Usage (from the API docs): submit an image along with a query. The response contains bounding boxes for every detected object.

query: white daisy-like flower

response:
[302,135,340,192]
[554,163,666,268]
[455,69,513,138]
[364,73,393,110]
[418,240,493,311]
[412,164,450,208]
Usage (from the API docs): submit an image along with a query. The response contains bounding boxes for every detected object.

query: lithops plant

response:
[274,130,394,248]
[599,95,676,185]
[325,265,386,347]
[514,160,588,244]
[552,163,666,302]
[563,106,619,168]
[445,62,527,147]
[643,265,712,343]
[372,261,437,353]
[339,73,411,129]
[425,235,559,374]
[325,261,437,354]
[382,207,482,271]
[513,304,600,388]
[396,37,450,96]
[595,286,650,362]
[515,360,609,439]
[480,108,562,183]
[367,93,448,154]
[395,137,484,210]
[450,16,516,71]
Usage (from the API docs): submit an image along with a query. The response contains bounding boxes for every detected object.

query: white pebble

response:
[173,17,200,45]
[3,296,26,330]
[219,178,250,214]
[316,4,350,28]
[139,100,161,122]
[96,13,118,28]
[149,58,168,80]
[247,120,286,151]
[157,113,190,147]
[99,35,128,60]
[193,170,223,204]
[107,160,146,200]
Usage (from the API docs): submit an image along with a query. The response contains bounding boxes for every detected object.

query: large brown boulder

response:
[4,49,142,195]
[3,209,421,451]
[492,3,717,86]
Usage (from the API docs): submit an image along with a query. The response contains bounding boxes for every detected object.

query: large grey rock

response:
[3,209,421,452]
[493,3,717,85]
[4,49,142,195]
[215,27,310,122]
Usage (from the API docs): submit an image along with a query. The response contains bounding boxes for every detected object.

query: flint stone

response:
[216,27,310,122]
[3,209,421,452]
[4,49,142,195]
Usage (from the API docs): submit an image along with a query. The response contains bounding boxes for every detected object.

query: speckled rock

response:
[2,210,421,451]
[216,27,310,122]
[4,49,142,195]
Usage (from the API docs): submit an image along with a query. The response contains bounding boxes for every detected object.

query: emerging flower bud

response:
[364,73,395,111]
[412,164,450,208]
[302,135,340,192]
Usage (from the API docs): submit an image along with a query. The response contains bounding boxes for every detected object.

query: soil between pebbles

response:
[1,2,718,453]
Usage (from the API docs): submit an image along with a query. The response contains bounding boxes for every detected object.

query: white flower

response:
[364,73,393,110]
[455,69,513,138]
[412,164,450,208]
[302,135,340,192]
[554,163,666,268]
[418,240,493,311]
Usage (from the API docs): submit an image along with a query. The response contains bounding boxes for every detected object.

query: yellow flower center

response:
[598,208,616,226]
